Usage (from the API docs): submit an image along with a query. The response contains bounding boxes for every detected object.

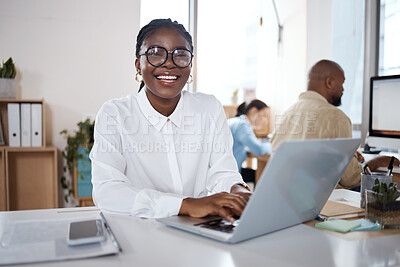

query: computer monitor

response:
[367,75,400,151]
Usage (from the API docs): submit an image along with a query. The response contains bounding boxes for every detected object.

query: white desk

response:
[1,191,400,267]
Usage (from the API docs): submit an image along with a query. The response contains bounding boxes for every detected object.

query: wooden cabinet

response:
[223,105,238,119]
[0,99,58,211]
[5,147,58,210]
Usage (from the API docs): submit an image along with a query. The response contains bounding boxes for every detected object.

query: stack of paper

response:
[315,219,361,232]
[320,200,365,220]
[315,218,381,233]
[0,218,119,265]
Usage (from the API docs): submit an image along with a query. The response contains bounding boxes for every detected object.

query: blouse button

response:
[167,118,170,122]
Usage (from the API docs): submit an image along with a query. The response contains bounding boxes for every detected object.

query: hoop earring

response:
[187,74,193,84]
[135,72,143,83]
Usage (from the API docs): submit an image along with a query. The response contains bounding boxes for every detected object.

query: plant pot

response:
[360,172,392,208]
[231,95,238,105]
[0,78,17,98]
[365,190,400,229]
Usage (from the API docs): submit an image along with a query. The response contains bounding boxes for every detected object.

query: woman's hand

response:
[179,192,249,223]
[230,184,252,202]
[179,184,252,223]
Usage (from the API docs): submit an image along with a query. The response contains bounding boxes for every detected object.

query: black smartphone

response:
[67,219,106,246]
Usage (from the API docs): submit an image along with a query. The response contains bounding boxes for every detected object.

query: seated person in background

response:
[228,100,271,183]
[271,59,399,190]
[90,19,251,223]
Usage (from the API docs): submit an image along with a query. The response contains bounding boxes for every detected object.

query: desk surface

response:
[1,191,400,267]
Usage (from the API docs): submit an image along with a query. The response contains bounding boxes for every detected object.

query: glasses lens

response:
[173,49,192,68]
[147,47,167,66]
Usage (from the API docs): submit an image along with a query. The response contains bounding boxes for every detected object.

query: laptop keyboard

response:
[194,218,240,233]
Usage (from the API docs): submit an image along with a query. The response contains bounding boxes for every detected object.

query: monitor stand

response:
[362,143,381,154]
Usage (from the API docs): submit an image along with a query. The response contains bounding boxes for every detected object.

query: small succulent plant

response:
[372,179,400,205]
[0,57,17,79]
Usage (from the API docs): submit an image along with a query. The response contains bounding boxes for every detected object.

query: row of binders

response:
[8,103,42,147]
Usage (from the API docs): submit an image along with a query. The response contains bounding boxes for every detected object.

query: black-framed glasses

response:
[139,46,193,68]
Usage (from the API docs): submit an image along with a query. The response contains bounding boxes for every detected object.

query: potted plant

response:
[60,119,95,204]
[231,89,238,105]
[365,179,400,228]
[0,57,17,98]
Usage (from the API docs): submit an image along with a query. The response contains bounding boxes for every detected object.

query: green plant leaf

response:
[0,57,17,79]
[372,178,399,205]
[60,119,95,202]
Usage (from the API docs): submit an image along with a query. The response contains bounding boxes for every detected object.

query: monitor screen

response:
[369,75,400,139]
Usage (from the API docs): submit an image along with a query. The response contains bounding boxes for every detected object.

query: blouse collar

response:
[136,88,184,132]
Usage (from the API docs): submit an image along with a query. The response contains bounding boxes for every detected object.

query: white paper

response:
[0,218,119,265]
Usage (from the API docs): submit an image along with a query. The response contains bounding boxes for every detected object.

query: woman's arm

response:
[179,99,251,222]
[90,101,185,218]
[235,119,271,156]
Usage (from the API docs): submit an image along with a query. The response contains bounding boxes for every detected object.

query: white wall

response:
[306,0,333,70]
[0,0,141,206]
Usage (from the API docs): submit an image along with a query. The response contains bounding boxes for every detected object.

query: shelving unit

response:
[0,148,5,211]
[0,99,46,146]
[0,99,58,211]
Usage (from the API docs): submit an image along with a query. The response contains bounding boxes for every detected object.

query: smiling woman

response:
[135,26,193,116]
[90,19,252,223]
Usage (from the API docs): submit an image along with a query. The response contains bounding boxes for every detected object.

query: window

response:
[196,0,309,121]
[196,1,261,105]
[140,0,189,29]
[379,0,400,75]
[331,0,365,126]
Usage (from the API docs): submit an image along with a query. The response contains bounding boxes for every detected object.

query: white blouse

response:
[90,89,243,218]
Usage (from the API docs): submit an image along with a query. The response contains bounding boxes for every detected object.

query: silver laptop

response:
[158,138,361,243]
